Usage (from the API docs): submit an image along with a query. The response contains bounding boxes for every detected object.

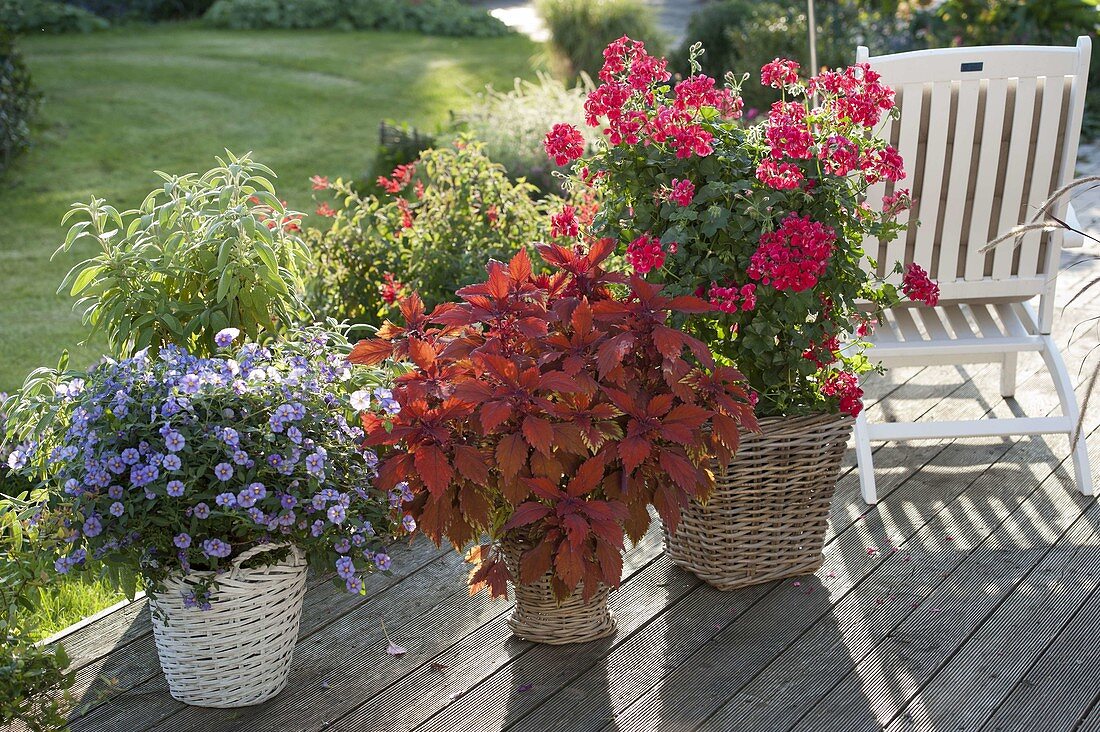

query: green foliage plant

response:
[57,151,312,359]
[0,0,109,34]
[307,139,564,326]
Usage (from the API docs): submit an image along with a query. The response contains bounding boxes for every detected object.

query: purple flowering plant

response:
[3,326,406,605]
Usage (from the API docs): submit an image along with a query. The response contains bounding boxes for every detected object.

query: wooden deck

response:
[39,245,1100,732]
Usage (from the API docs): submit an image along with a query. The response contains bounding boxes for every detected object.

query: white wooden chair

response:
[853,37,1094,504]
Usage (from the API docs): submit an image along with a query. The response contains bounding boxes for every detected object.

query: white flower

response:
[350,389,371,411]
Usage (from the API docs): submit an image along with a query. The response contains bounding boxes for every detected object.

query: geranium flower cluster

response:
[552,38,938,419]
[5,328,403,604]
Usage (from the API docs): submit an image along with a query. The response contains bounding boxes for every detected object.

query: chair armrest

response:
[1063,203,1086,249]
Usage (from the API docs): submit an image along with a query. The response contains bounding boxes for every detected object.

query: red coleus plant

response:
[349,241,757,600]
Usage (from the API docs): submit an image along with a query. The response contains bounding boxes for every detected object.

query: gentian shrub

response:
[349,243,757,600]
[557,38,939,418]
[58,151,312,359]
[308,140,565,326]
[3,327,402,605]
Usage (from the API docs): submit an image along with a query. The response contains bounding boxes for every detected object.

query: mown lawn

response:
[2,24,542,638]
[1,23,543,393]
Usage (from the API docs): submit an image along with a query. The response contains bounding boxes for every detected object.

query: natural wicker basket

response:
[149,543,308,708]
[665,413,853,591]
[501,538,616,645]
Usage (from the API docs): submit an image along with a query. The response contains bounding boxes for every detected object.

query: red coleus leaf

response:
[555,541,585,591]
[596,332,635,380]
[524,476,564,501]
[562,512,590,551]
[415,444,454,496]
[453,445,490,486]
[502,501,552,532]
[377,452,414,491]
[522,415,555,456]
[658,448,702,495]
[407,337,436,371]
[468,554,511,598]
[666,294,714,313]
[481,400,514,433]
[710,413,742,453]
[652,482,684,533]
[566,453,607,497]
[619,435,651,474]
[519,540,555,584]
[496,433,528,480]
[594,538,624,587]
[651,325,689,361]
[348,338,396,366]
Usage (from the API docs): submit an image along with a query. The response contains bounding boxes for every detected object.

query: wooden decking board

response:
[988,588,1100,732]
[886,509,1100,731]
[63,537,452,723]
[786,438,1100,732]
[334,552,695,732]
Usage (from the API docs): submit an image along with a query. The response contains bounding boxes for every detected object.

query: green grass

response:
[2,24,543,638]
[0,23,544,393]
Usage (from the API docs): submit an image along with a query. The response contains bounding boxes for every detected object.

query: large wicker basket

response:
[665,413,853,591]
[149,544,308,708]
[501,538,616,645]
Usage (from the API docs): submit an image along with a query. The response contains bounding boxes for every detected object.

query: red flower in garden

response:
[820,134,860,176]
[414,181,425,199]
[625,233,665,274]
[397,198,414,229]
[379,272,406,305]
[310,175,330,190]
[316,202,336,218]
[544,123,586,166]
[881,188,912,219]
[902,263,940,306]
[708,283,757,314]
[550,205,580,238]
[486,204,500,225]
[756,159,804,190]
[669,178,695,206]
[761,58,800,88]
[811,63,895,128]
[378,163,416,194]
[861,146,906,184]
[821,370,864,416]
[748,214,837,292]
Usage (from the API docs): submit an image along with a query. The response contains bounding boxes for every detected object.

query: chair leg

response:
[1000,352,1018,398]
[854,411,877,504]
[1041,335,1094,496]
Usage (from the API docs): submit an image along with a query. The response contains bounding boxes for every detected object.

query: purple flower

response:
[334,537,351,554]
[107,456,127,474]
[287,426,303,444]
[335,556,355,579]
[236,490,256,508]
[174,533,192,549]
[193,502,211,519]
[215,492,236,507]
[201,538,232,558]
[345,576,363,594]
[248,507,266,524]
[232,449,249,465]
[402,514,416,532]
[350,389,371,411]
[162,453,182,471]
[109,502,125,517]
[214,462,233,481]
[219,427,240,447]
[82,515,103,538]
[121,448,140,465]
[375,553,392,571]
[327,504,346,525]
[280,494,298,510]
[108,485,123,499]
[163,431,185,452]
[179,374,201,394]
[215,328,240,348]
[304,452,326,477]
[167,480,185,497]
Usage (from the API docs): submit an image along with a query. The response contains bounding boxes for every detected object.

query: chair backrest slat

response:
[857,38,1091,330]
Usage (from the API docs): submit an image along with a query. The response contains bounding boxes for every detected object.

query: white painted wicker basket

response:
[148,543,308,708]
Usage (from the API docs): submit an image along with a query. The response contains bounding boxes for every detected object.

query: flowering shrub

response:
[307,140,566,326]
[57,152,311,359]
[3,327,402,604]
[536,0,662,80]
[555,38,939,417]
[0,29,39,178]
[349,243,756,600]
